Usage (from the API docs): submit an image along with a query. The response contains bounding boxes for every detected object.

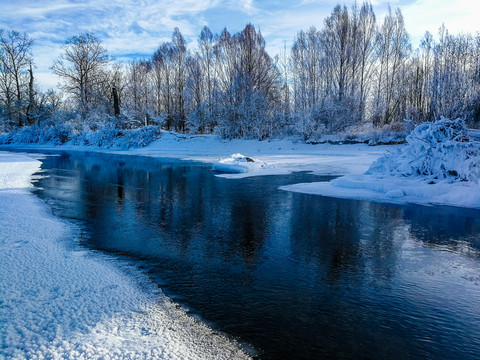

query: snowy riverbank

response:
[2,124,479,209]
[0,152,250,359]
[0,131,392,177]
[2,119,479,357]
[282,119,480,209]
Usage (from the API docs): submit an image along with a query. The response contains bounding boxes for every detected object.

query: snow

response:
[0,151,250,359]
[4,122,478,209]
[212,153,266,173]
[281,119,480,209]
[0,130,391,179]
[1,118,479,357]
[135,131,390,179]
[281,173,480,208]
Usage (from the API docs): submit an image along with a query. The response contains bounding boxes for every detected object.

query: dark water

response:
[26,150,480,359]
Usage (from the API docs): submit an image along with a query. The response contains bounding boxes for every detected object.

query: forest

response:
[1,2,480,144]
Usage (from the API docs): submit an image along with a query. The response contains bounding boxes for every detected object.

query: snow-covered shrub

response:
[110,126,161,149]
[0,119,160,149]
[368,118,480,182]
[39,122,75,145]
[368,120,413,145]
[293,109,326,141]
[71,123,160,149]
[0,125,42,144]
[82,122,119,147]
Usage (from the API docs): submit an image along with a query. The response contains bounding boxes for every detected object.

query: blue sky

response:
[1,0,478,89]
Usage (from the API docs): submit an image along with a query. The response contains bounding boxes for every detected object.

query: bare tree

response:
[0,29,34,127]
[152,43,175,128]
[123,59,153,127]
[171,28,187,131]
[198,26,215,128]
[372,6,411,126]
[51,33,110,118]
[357,2,378,119]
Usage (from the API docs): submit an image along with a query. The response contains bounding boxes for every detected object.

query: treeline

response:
[1,2,480,141]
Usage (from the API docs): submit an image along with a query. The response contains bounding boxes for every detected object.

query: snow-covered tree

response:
[0,29,34,128]
[51,33,110,118]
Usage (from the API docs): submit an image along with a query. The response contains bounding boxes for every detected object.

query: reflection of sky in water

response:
[30,150,480,360]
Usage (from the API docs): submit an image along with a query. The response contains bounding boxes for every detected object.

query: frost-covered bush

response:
[70,124,161,149]
[0,120,161,149]
[81,122,119,146]
[39,122,75,145]
[0,125,43,144]
[110,126,161,149]
[368,121,413,145]
[368,118,480,182]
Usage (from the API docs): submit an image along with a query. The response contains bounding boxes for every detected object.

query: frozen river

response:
[31,150,480,359]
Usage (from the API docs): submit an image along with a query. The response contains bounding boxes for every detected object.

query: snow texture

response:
[212,153,266,173]
[282,119,480,209]
[0,151,250,359]
[367,118,480,182]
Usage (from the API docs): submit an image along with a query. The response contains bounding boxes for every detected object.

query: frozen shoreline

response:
[2,129,478,209]
[1,131,392,178]
[0,151,250,359]
[280,173,480,209]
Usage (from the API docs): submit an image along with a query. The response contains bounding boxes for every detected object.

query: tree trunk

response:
[112,86,120,118]
[27,63,36,125]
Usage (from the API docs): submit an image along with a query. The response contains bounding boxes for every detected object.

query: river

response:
[28,150,480,359]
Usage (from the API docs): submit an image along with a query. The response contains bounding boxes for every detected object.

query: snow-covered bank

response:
[2,119,478,209]
[136,132,392,179]
[0,152,250,359]
[0,131,393,179]
[281,119,480,209]
[281,173,480,209]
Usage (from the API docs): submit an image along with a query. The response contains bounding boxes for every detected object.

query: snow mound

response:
[281,119,480,209]
[367,118,480,182]
[212,153,266,173]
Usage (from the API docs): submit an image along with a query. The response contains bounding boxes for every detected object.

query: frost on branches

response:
[368,118,480,183]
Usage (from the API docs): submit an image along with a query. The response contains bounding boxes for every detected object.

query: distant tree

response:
[198,26,216,130]
[171,28,187,131]
[276,42,291,127]
[0,29,34,127]
[356,2,378,119]
[185,54,205,132]
[215,24,280,138]
[105,62,125,118]
[152,42,175,129]
[51,33,110,118]
[123,59,153,127]
[372,6,411,126]
[427,27,478,122]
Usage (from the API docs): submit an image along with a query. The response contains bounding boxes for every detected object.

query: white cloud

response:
[401,0,480,45]
[2,0,479,88]
[230,0,258,15]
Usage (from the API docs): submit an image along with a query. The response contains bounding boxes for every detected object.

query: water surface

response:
[29,150,480,359]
